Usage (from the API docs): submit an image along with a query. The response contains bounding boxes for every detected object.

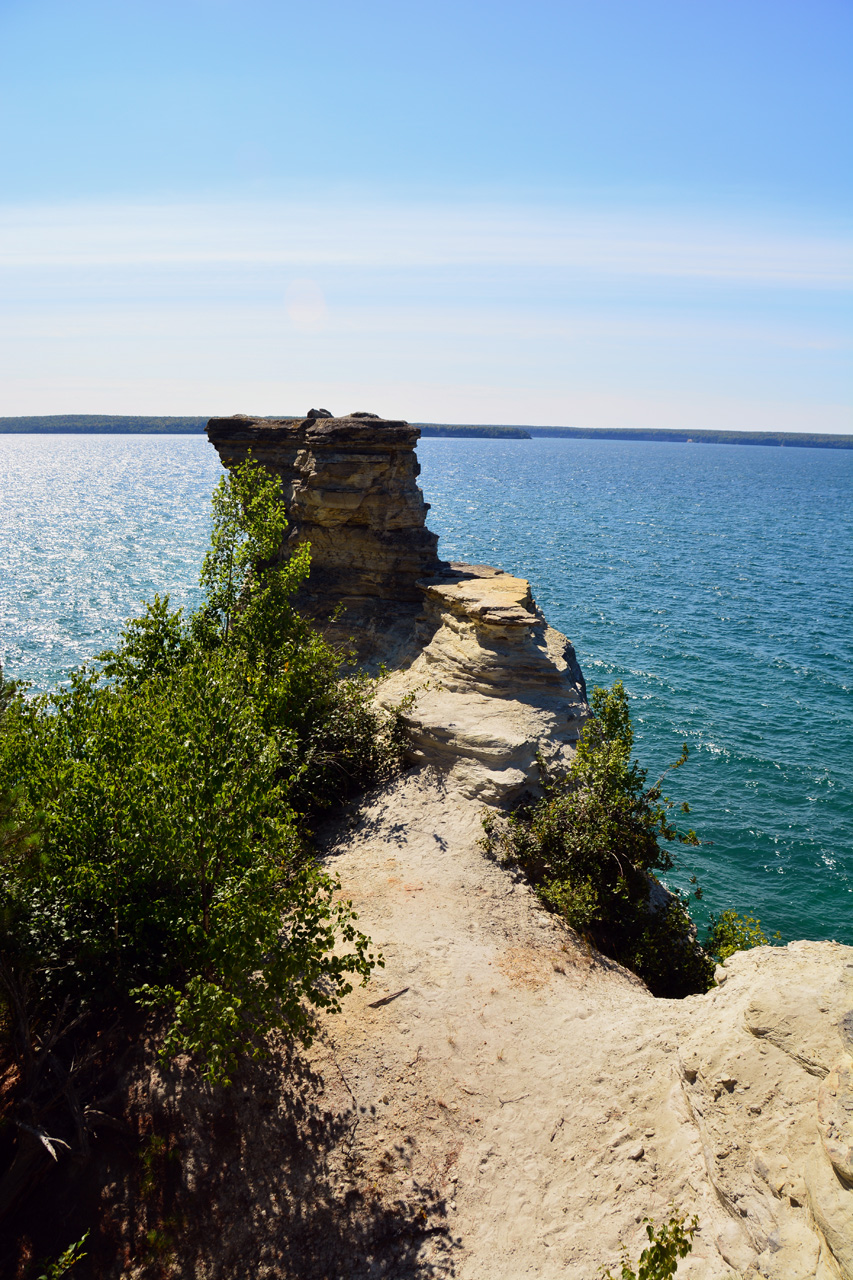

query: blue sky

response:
[1,0,850,429]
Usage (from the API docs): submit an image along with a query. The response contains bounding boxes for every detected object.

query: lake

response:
[1,432,850,944]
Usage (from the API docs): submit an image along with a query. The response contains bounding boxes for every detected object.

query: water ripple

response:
[1,433,850,943]
[417,437,853,945]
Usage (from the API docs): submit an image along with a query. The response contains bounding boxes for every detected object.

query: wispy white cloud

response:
[1,198,850,288]
[1,196,849,429]
[0,298,847,354]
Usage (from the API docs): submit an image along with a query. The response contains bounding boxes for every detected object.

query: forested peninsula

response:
[527,425,853,448]
[2,414,850,447]
[0,415,529,439]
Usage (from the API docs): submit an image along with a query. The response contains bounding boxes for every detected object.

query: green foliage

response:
[37,1232,89,1280]
[0,415,209,434]
[706,909,779,965]
[0,665,41,866]
[1,655,377,1084]
[195,450,304,653]
[0,456,401,1093]
[601,1212,698,1280]
[482,682,715,997]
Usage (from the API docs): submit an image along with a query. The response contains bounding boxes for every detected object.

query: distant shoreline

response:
[0,415,850,449]
[524,426,853,449]
[424,424,853,449]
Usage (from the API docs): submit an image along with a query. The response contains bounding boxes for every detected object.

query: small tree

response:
[483,682,714,996]
[602,1212,698,1280]
[706,910,779,964]
[0,455,401,1179]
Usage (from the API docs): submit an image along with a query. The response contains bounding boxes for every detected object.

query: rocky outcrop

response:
[207,411,589,800]
[206,411,441,665]
[205,407,853,1278]
[379,562,587,801]
[676,941,853,1278]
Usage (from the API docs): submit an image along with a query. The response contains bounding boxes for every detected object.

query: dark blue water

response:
[1,434,850,944]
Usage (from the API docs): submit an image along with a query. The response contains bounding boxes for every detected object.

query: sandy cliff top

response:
[198,411,853,1280]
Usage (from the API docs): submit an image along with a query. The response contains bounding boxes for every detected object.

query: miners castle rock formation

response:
[207,410,588,801]
[207,411,853,1279]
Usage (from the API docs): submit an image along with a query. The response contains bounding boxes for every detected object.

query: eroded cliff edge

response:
[207,411,588,802]
[206,411,853,1280]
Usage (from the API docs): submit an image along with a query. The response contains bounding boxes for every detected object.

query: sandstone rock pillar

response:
[206,411,441,664]
[206,409,590,798]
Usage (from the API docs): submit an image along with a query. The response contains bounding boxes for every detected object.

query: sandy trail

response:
[317,769,740,1279]
[195,412,851,1280]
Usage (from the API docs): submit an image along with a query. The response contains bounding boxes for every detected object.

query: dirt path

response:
[318,769,740,1279]
[100,765,849,1280]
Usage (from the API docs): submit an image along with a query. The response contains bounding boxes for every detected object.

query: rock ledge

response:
[207,412,589,800]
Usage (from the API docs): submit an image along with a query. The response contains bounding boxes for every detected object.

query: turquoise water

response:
[418,437,852,945]
[1,433,851,944]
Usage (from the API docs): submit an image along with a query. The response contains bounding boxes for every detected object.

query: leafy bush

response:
[0,457,402,1101]
[601,1212,698,1280]
[706,909,779,965]
[482,682,715,997]
[0,666,40,865]
[37,1232,89,1280]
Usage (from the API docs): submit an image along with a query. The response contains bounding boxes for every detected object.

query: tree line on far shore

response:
[2,415,849,447]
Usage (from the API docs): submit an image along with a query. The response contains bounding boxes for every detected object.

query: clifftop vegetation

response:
[482,681,776,997]
[0,458,406,1234]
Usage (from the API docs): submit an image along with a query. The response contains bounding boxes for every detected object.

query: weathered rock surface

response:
[208,412,589,800]
[379,562,588,801]
[206,411,441,665]
[678,942,853,1278]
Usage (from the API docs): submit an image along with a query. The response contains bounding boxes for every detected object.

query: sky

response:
[0,0,850,430]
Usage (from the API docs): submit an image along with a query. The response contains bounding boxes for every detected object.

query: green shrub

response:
[0,664,40,865]
[601,1212,698,1280]
[706,909,779,965]
[0,456,400,1093]
[37,1231,89,1280]
[482,682,715,997]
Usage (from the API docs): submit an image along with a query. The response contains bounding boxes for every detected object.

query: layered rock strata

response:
[206,412,441,663]
[207,411,589,799]
[379,562,588,801]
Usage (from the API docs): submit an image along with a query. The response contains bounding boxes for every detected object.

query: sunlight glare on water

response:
[1,432,850,945]
[0,435,220,688]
